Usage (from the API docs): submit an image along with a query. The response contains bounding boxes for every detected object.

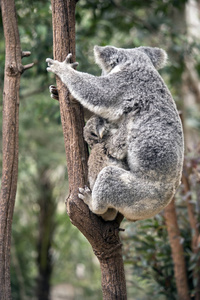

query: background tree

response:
[0,0,33,298]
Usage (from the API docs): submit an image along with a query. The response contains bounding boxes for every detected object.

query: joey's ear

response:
[138,47,168,69]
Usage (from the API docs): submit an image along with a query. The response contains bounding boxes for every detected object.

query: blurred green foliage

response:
[0,0,200,299]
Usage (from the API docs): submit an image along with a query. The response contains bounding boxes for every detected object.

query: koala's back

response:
[127,92,184,187]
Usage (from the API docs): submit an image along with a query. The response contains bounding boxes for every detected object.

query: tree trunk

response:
[0,1,22,299]
[50,0,127,299]
[0,1,33,299]
[164,199,190,300]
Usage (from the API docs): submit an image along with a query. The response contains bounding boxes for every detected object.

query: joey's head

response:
[84,116,110,148]
[94,45,167,74]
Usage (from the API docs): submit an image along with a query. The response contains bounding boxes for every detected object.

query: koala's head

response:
[94,45,167,74]
[84,116,110,148]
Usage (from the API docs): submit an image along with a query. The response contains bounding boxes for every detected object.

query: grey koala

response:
[46,45,184,221]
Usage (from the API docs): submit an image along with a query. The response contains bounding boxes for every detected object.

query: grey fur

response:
[46,45,184,221]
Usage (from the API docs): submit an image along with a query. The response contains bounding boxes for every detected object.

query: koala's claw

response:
[46,58,55,72]
[78,187,85,198]
[71,62,79,69]
[65,54,79,69]
[78,186,92,205]
[65,53,72,63]
[49,85,59,101]
[46,58,53,64]
[49,85,57,92]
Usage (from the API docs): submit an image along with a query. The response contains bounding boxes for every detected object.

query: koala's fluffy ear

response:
[138,47,168,69]
[94,45,118,73]
[94,45,104,69]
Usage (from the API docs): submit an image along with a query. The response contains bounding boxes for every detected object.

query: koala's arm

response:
[46,55,129,120]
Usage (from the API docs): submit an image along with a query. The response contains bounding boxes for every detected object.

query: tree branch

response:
[21,50,31,58]
[21,63,34,73]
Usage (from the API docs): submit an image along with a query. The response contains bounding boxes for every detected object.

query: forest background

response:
[0,0,200,299]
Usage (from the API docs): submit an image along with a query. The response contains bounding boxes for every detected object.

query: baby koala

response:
[83,115,128,221]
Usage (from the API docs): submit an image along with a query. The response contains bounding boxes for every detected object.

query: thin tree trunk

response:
[180,111,200,299]
[50,0,127,299]
[182,167,200,300]
[0,1,33,299]
[11,240,27,300]
[36,169,56,300]
[164,199,190,300]
[182,168,200,252]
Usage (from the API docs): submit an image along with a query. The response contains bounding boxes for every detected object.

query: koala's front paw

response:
[46,54,79,75]
[78,186,92,207]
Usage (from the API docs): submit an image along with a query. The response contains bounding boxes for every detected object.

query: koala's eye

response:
[91,132,98,138]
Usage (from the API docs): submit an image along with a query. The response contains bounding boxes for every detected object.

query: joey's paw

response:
[106,143,127,160]
[78,186,92,206]
[64,53,79,69]
[49,85,59,101]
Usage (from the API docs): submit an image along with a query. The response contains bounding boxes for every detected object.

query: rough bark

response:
[0,1,33,299]
[50,0,127,299]
[164,199,190,300]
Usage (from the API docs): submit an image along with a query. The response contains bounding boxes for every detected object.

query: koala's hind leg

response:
[91,166,174,221]
[78,186,118,221]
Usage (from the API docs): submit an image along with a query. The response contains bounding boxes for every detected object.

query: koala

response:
[84,115,129,189]
[84,115,129,220]
[46,45,184,221]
